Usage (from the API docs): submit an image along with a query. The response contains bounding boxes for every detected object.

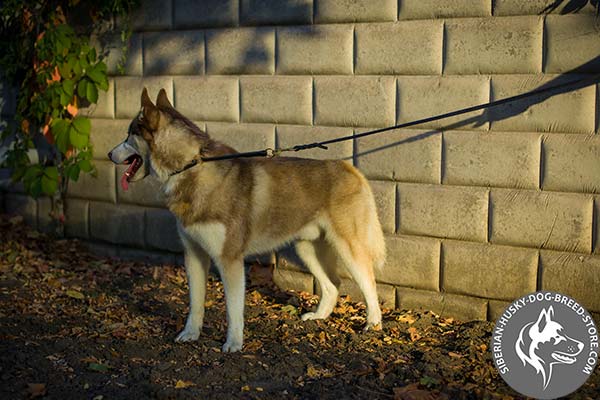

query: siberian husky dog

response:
[515,306,584,389]
[108,88,386,352]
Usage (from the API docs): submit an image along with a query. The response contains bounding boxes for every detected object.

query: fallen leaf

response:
[448,352,463,358]
[87,362,110,372]
[9,215,23,225]
[407,327,421,342]
[27,383,46,398]
[281,304,298,315]
[306,365,320,378]
[66,290,85,300]
[175,380,195,389]
[241,385,251,392]
[397,313,417,324]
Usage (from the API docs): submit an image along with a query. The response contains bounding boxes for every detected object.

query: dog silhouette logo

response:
[515,306,584,390]
[491,292,598,399]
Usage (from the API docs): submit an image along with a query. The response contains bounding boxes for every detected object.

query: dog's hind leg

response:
[215,257,245,352]
[296,240,339,321]
[332,238,382,330]
[176,238,210,342]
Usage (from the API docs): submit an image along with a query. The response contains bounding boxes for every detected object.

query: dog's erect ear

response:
[535,307,552,333]
[141,87,154,109]
[140,88,160,131]
[156,88,173,109]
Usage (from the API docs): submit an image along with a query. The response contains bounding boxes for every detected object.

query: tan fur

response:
[108,88,386,352]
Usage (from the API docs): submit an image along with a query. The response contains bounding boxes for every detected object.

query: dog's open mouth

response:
[121,154,143,191]
[552,351,577,364]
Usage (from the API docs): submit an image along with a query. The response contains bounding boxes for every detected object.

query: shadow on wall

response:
[355,57,600,160]
[541,0,600,14]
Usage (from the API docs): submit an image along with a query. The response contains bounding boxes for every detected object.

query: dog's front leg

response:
[175,239,210,342]
[216,257,245,352]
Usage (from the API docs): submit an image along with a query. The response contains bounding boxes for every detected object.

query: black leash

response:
[171,74,599,175]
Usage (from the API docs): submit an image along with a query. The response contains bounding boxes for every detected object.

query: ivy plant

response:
[0,1,138,232]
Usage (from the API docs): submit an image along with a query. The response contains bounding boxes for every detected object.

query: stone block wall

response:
[2,0,600,321]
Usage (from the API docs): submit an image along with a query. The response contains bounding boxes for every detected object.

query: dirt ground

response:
[0,215,598,400]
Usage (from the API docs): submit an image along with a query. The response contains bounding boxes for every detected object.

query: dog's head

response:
[515,306,584,389]
[108,88,212,190]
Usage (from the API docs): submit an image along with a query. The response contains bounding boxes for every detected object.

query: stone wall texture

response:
[2,0,600,321]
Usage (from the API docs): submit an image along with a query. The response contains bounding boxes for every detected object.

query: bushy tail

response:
[363,186,386,272]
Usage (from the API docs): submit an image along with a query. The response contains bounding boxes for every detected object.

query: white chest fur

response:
[182,222,227,260]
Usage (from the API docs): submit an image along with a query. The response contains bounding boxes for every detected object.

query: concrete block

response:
[397,183,489,242]
[396,287,488,321]
[541,250,600,312]
[355,20,442,75]
[543,134,600,193]
[206,122,275,152]
[489,75,596,134]
[90,119,130,160]
[493,0,599,16]
[369,181,396,234]
[5,194,37,228]
[276,247,306,272]
[490,189,593,253]
[240,0,312,25]
[174,0,238,28]
[595,196,600,255]
[143,31,204,76]
[277,25,353,74]
[397,75,489,131]
[67,160,116,203]
[145,207,182,253]
[89,201,145,247]
[206,27,274,74]
[131,0,172,30]
[314,76,395,127]
[355,128,441,183]
[117,246,179,265]
[443,131,541,189]
[115,77,173,119]
[315,0,396,23]
[273,268,314,294]
[80,79,114,119]
[92,32,142,76]
[173,76,239,122]
[116,169,166,208]
[488,300,511,322]
[64,198,89,239]
[240,76,312,125]
[83,240,119,258]
[545,15,600,73]
[381,235,440,291]
[399,0,491,19]
[442,240,538,301]
[327,279,395,309]
[445,16,543,74]
[276,125,353,160]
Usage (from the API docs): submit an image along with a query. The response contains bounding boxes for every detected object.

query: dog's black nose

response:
[108,151,112,160]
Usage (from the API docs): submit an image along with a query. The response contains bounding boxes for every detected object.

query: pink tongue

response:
[121,162,137,191]
[121,173,129,191]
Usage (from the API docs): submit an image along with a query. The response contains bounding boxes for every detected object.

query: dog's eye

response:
[553,336,565,344]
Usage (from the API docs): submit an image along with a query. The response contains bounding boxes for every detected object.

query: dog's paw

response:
[175,328,200,342]
[222,339,243,353]
[301,312,321,321]
[362,322,382,332]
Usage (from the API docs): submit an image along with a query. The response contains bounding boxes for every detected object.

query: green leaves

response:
[20,165,59,198]
[70,116,90,149]
[51,116,91,152]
